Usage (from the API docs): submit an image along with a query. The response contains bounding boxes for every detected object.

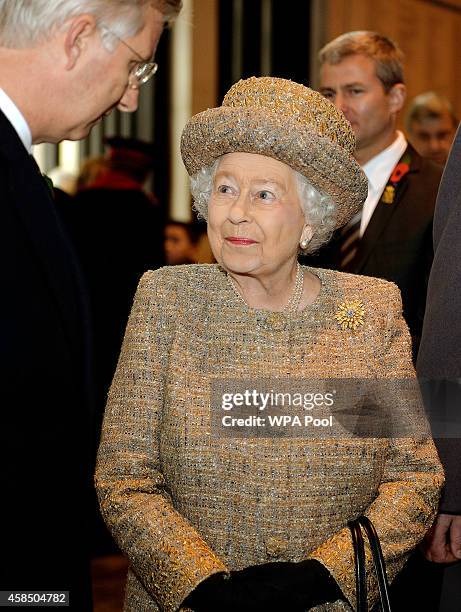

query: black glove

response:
[182,572,236,612]
[183,559,344,611]
[231,558,344,610]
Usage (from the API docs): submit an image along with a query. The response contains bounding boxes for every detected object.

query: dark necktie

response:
[340,210,361,270]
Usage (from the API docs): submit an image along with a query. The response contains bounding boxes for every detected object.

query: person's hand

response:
[231,559,343,611]
[182,569,298,612]
[183,560,343,611]
[182,573,236,612]
[182,572,282,612]
[421,513,461,563]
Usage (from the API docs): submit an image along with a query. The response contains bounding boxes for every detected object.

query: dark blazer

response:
[305,145,442,357]
[0,110,93,609]
[417,127,461,515]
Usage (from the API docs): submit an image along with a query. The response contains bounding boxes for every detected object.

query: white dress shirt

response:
[0,87,32,153]
[360,131,407,236]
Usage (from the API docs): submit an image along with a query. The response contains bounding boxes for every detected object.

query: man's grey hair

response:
[319,31,404,92]
[405,91,457,131]
[0,0,182,49]
[190,158,338,255]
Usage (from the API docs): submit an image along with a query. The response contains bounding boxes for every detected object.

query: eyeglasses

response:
[100,25,158,89]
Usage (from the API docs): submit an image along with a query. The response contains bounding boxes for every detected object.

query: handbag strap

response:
[357,517,392,612]
[348,517,393,612]
[348,519,367,612]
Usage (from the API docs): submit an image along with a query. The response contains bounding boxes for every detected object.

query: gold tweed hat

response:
[181,76,368,229]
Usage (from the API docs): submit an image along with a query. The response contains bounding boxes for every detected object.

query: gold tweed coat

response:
[95,264,443,612]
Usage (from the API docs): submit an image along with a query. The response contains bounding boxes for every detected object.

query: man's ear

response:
[64,14,97,70]
[388,83,406,115]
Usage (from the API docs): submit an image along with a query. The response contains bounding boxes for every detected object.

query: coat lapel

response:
[353,145,420,273]
[0,110,85,359]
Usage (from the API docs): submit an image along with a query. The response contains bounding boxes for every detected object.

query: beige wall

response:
[192,0,219,114]
[320,0,461,121]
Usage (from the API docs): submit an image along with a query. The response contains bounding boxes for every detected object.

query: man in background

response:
[316,30,453,610]
[68,136,165,445]
[164,220,203,265]
[0,0,180,608]
[405,91,457,166]
[315,30,442,359]
[64,136,165,559]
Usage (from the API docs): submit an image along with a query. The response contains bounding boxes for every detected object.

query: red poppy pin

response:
[390,162,410,183]
[382,157,411,205]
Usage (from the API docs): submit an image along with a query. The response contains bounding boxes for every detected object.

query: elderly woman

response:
[95,77,443,612]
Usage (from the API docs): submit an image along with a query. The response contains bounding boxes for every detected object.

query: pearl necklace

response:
[227,263,304,315]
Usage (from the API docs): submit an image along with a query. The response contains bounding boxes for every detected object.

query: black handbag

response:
[348,516,392,612]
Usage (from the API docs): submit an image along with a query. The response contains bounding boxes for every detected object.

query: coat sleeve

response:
[310,284,444,610]
[94,270,227,612]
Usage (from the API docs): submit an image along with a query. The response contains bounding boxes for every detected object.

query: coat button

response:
[265,536,288,558]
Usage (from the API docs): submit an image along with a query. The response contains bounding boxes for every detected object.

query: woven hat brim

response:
[181,107,368,230]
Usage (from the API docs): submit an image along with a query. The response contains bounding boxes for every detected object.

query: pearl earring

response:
[300,238,310,250]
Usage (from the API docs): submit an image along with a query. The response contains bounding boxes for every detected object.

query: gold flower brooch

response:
[335,300,365,330]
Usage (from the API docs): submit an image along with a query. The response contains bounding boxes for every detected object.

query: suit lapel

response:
[0,110,84,359]
[353,145,419,272]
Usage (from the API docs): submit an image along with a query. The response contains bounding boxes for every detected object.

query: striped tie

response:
[339,211,361,270]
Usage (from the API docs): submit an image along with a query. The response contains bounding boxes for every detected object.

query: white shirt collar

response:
[0,87,32,153]
[359,131,408,236]
[362,131,407,192]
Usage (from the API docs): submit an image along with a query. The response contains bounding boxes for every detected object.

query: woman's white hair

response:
[190,157,338,254]
[0,0,151,50]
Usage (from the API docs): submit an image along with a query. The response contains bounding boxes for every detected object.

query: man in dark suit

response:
[313,31,442,358]
[417,126,461,611]
[0,0,180,608]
